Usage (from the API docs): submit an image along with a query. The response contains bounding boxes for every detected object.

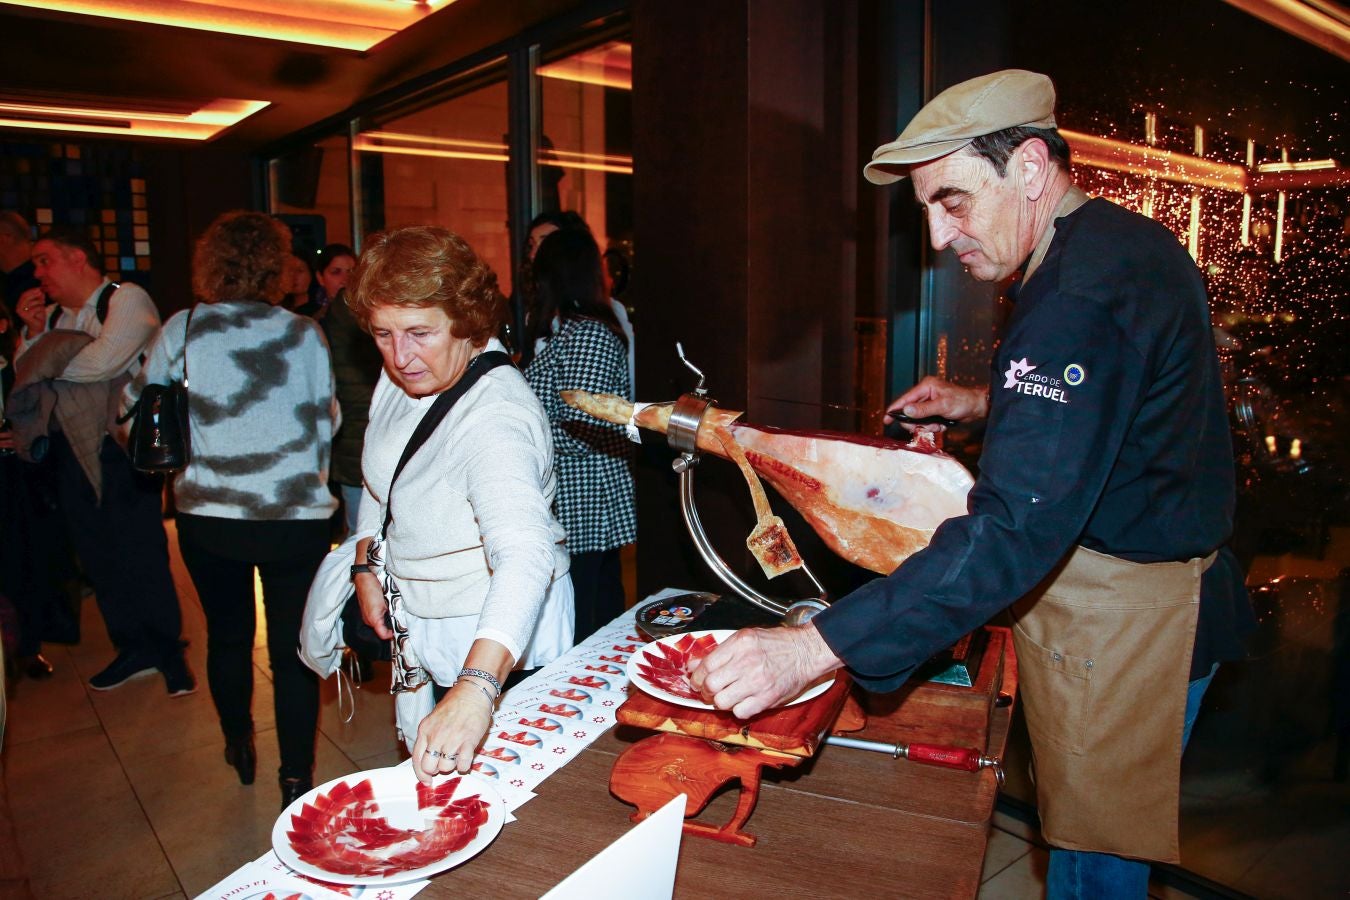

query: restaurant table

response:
[420,648,1016,899]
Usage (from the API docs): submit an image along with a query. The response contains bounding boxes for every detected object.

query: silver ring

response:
[425,748,443,759]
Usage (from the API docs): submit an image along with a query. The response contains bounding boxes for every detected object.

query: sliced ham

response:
[562,391,974,575]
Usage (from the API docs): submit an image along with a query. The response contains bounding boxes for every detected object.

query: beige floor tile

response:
[4,725,179,900]
[976,843,1048,899]
[980,825,1034,883]
[124,728,358,897]
[316,667,403,764]
[2,646,101,746]
[989,808,1040,843]
[353,747,410,770]
[1236,814,1350,898]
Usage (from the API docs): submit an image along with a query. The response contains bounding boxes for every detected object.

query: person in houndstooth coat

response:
[524,228,636,644]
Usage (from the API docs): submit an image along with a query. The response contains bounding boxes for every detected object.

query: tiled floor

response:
[2,521,407,899]
[5,523,1342,898]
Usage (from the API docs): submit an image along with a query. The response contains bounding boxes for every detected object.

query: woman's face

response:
[526,223,558,261]
[369,304,479,398]
[318,254,356,300]
[280,255,311,297]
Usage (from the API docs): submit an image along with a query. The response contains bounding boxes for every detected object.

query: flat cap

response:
[864,69,1057,185]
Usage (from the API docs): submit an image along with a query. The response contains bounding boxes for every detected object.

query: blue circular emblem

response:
[1063,363,1086,386]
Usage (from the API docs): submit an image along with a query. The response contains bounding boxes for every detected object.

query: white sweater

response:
[358,339,569,660]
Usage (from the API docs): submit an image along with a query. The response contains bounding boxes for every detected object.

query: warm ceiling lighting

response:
[1065,128,1348,193]
[355,131,634,174]
[538,42,632,90]
[1255,158,1339,172]
[1221,0,1350,62]
[0,97,269,140]
[1062,129,1249,192]
[0,0,456,51]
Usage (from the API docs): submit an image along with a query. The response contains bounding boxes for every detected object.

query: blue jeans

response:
[1045,664,1218,900]
[340,482,363,535]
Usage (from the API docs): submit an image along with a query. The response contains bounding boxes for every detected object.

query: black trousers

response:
[177,514,328,780]
[0,454,79,655]
[49,433,182,661]
[568,547,627,643]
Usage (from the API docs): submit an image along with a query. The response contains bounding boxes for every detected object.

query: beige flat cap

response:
[864,69,1057,184]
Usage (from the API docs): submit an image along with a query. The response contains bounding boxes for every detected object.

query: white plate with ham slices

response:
[273,766,504,884]
[626,629,834,712]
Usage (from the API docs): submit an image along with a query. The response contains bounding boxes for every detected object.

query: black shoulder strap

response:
[383,349,513,535]
[95,281,120,324]
[43,282,118,330]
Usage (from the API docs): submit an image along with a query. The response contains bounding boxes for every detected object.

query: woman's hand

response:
[410,681,495,784]
[354,572,392,640]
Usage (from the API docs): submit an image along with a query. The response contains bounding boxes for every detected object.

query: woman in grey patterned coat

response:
[523,228,636,642]
[124,212,338,809]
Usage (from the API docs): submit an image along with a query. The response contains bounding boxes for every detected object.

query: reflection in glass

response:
[354,66,513,295]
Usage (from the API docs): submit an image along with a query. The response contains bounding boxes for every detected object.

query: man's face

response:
[910,148,1036,282]
[31,240,90,305]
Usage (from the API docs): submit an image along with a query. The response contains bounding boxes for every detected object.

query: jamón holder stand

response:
[611,347,1010,846]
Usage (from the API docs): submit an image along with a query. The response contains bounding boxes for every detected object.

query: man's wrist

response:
[800,622,844,679]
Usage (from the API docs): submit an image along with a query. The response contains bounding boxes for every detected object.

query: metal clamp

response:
[667,345,829,621]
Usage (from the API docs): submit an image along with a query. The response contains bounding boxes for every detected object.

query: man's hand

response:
[0,428,15,453]
[687,624,842,720]
[16,287,49,337]
[884,375,989,433]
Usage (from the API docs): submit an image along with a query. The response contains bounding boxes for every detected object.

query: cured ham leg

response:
[561,390,974,575]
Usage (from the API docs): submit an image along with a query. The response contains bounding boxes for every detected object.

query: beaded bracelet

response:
[458,667,502,698]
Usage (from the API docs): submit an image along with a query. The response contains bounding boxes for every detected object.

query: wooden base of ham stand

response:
[610,627,1014,847]
[610,674,852,847]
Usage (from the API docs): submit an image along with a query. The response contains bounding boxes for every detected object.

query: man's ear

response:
[1019,137,1052,202]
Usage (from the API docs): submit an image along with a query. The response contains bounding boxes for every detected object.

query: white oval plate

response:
[272,766,504,885]
[625,629,834,712]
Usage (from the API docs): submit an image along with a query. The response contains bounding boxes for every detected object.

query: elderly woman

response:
[125,211,338,808]
[347,226,572,782]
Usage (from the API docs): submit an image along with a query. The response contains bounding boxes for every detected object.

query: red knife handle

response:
[904,743,983,772]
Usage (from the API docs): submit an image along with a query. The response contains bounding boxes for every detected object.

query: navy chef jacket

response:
[814,198,1254,691]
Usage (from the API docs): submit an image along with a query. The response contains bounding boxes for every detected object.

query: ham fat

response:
[561,391,974,575]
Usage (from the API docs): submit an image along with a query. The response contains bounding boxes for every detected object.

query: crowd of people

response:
[0,206,638,807]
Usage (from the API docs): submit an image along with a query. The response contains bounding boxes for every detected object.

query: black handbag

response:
[340,350,513,663]
[124,306,194,473]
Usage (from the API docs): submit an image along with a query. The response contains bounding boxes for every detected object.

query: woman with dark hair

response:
[124,211,338,808]
[523,228,635,642]
[295,243,356,319]
[338,225,572,782]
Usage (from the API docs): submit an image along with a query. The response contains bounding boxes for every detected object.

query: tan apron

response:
[1010,545,1213,863]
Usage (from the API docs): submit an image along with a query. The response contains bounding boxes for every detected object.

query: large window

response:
[353,61,514,294]
[538,39,634,255]
[265,14,632,334]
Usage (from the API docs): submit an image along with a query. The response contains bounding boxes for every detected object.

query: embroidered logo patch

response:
[1064,363,1086,386]
[1003,358,1037,389]
[1002,357,1070,404]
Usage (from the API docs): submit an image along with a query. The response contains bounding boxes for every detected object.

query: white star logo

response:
[1004,358,1036,388]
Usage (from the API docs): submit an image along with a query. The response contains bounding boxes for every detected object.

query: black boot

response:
[280,776,313,810]
[224,734,256,785]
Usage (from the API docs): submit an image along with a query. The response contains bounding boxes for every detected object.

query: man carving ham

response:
[687,69,1254,900]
